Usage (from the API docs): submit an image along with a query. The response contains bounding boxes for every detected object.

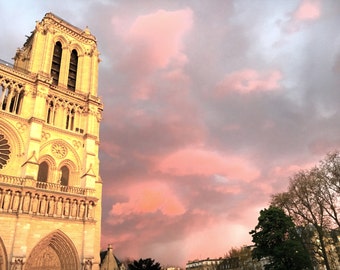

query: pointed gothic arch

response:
[67,49,78,91]
[25,230,79,270]
[58,159,77,187]
[0,236,8,270]
[51,41,63,86]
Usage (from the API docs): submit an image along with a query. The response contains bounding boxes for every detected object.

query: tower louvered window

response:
[51,42,62,85]
[67,49,78,91]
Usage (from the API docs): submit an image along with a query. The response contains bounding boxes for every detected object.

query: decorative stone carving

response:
[51,143,67,159]
[0,186,96,221]
[56,197,63,217]
[73,140,81,149]
[12,191,20,212]
[71,200,78,218]
[79,201,85,218]
[41,131,50,141]
[64,199,70,216]
[31,194,39,213]
[10,257,24,270]
[39,196,47,215]
[48,197,55,216]
[15,122,27,133]
[83,258,93,270]
[0,134,10,170]
[2,190,11,211]
[22,192,31,213]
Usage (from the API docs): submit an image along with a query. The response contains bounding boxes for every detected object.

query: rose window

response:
[0,134,11,169]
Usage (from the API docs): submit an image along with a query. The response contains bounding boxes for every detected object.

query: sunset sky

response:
[1,0,340,267]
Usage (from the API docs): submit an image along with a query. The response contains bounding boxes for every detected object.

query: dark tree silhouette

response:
[128,258,161,270]
[250,206,312,270]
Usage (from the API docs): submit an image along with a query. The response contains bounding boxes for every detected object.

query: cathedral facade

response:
[0,13,103,270]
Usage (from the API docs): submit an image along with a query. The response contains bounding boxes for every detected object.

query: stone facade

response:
[100,245,121,270]
[0,13,103,270]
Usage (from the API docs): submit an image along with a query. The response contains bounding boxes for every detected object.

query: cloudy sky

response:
[1,0,340,267]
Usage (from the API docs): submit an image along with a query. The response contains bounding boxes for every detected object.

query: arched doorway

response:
[25,230,79,270]
[0,236,8,270]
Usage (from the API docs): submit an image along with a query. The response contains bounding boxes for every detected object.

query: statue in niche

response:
[12,192,20,212]
[39,196,47,215]
[79,201,85,218]
[3,190,11,211]
[87,202,94,219]
[31,194,39,213]
[64,199,70,216]
[71,200,78,217]
[48,197,55,216]
[56,197,63,216]
[22,192,31,213]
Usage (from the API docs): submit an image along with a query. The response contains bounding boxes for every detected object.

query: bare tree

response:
[271,168,332,270]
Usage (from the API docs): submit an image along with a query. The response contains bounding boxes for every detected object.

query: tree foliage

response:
[128,258,161,270]
[224,246,257,269]
[250,206,312,270]
[271,152,340,270]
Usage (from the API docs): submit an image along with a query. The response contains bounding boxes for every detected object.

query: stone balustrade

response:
[0,174,97,221]
[0,174,95,196]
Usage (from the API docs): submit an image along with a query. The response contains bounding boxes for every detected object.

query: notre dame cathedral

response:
[0,13,103,270]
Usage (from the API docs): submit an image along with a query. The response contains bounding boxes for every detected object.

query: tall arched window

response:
[51,42,62,85]
[46,101,55,124]
[60,166,69,186]
[67,49,78,91]
[37,162,49,182]
[15,90,24,114]
[1,88,9,111]
[65,108,75,131]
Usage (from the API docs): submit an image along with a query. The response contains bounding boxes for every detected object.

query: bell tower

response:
[0,13,103,270]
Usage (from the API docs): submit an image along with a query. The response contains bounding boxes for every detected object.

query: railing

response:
[0,174,95,197]
[0,59,14,68]
[0,58,30,74]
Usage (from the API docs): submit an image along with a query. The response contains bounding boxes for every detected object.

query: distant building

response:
[163,267,182,270]
[186,258,222,270]
[217,246,268,270]
[0,12,103,269]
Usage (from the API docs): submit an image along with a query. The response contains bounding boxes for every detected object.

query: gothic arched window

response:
[46,101,55,124]
[51,42,62,85]
[15,90,24,114]
[37,161,49,182]
[1,84,24,115]
[67,49,78,91]
[65,108,75,131]
[1,87,9,111]
[60,166,69,186]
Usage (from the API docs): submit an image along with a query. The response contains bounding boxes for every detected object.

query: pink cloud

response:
[281,0,321,33]
[294,0,321,21]
[110,181,186,217]
[217,69,282,95]
[112,8,193,99]
[157,147,260,182]
[127,9,192,69]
